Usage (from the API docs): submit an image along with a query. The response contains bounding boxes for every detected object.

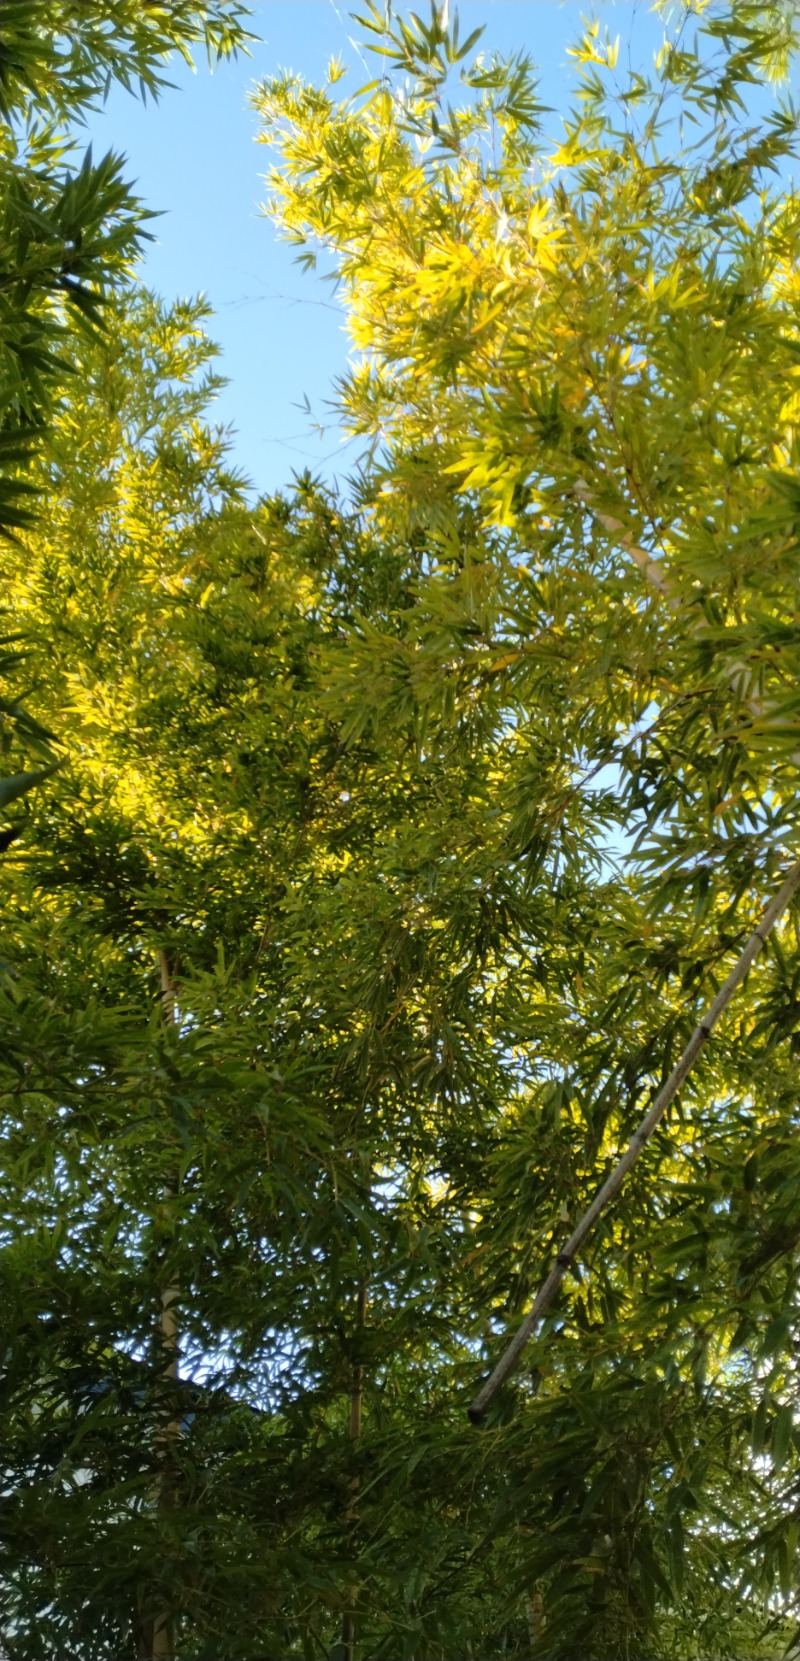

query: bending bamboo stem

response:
[468,858,800,1424]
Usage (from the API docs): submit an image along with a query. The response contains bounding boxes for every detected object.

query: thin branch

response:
[342,1279,368,1661]
[140,951,180,1661]
[158,948,177,1028]
[572,477,673,602]
[156,952,179,1394]
[468,856,800,1424]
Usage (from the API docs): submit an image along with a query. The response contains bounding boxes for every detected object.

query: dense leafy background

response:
[5,3,800,1658]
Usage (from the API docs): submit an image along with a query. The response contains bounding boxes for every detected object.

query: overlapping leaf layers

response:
[0,0,253,529]
[253,1,800,1654]
[0,0,252,821]
[0,288,521,1659]
[7,2,800,1657]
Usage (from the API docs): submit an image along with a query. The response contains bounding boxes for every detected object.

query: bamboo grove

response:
[5,2,800,1657]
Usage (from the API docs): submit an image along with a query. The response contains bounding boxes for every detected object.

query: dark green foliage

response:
[5,4,800,1659]
[0,0,251,537]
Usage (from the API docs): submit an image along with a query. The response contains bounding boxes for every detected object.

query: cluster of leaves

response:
[0,284,542,1659]
[255,2,800,1653]
[0,0,252,535]
[6,3,800,1660]
[0,0,252,843]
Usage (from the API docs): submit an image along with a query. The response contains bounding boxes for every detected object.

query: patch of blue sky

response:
[83,1,673,500]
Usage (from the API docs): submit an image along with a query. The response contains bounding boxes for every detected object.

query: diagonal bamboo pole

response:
[468,858,800,1424]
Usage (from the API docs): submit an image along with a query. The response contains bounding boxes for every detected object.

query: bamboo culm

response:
[468,858,800,1424]
[139,952,181,1661]
[341,1280,368,1661]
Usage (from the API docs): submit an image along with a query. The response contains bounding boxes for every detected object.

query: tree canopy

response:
[0,0,252,529]
[5,3,800,1659]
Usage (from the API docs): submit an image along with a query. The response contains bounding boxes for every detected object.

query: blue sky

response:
[87,2,667,499]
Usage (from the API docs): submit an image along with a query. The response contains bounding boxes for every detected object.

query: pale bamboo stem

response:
[468,859,800,1423]
[572,479,673,600]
